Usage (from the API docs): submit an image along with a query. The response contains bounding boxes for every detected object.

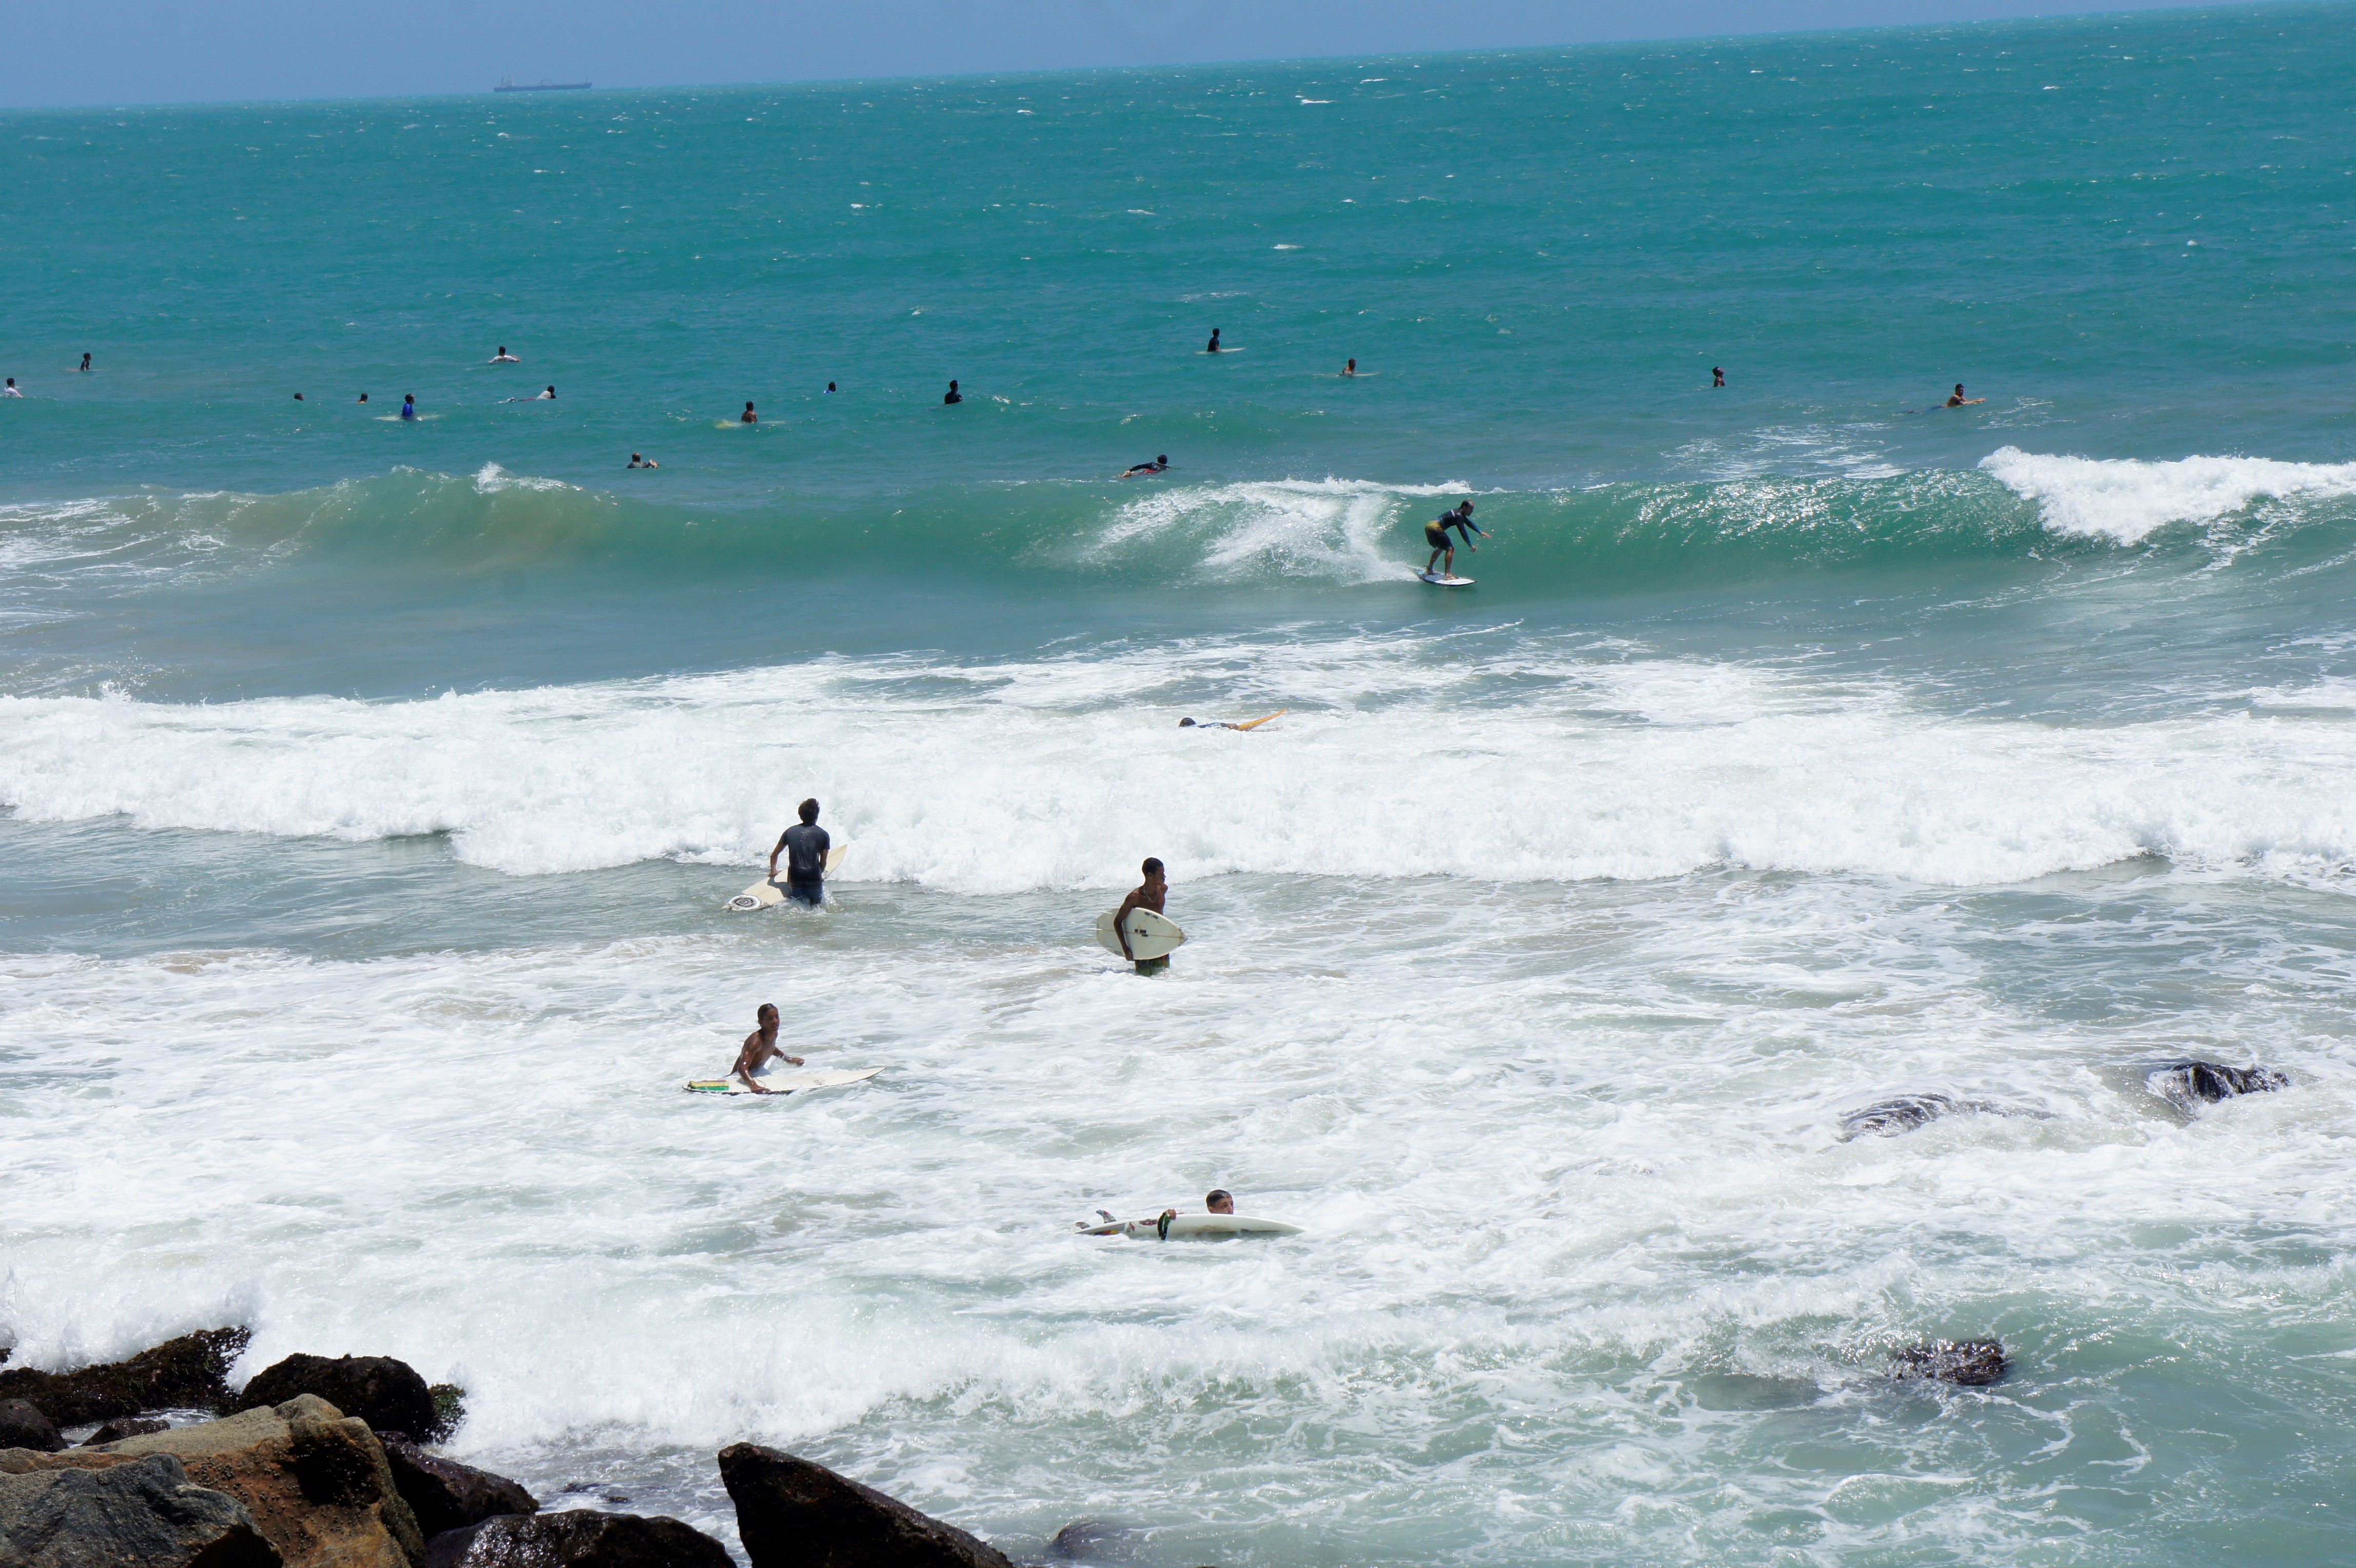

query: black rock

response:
[237,1354,438,1439]
[424,1509,732,1568]
[81,1416,170,1446]
[719,1442,1016,1568]
[382,1436,540,1538]
[2149,1061,2288,1109]
[0,1451,281,1567]
[0,1397,67,1452]
[0,1328,249,1427]
[1892,1339,2007,1386]
[1837,1093,2008,1141]
[1050,1518,1142,1559]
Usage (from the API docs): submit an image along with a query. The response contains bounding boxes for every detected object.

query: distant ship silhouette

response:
[495,78,591,92]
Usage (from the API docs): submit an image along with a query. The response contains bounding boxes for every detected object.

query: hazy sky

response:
[1,0,2250,109]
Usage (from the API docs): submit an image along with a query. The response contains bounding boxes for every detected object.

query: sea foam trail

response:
[1980,447,2356,544]
[4,634,2354,889]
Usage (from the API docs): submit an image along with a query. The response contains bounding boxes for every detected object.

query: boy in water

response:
[1121,455,1169,478]
[1424,500,1486,578]
[767,797,831,906]
[1945,383,1984,407]
[490,347,520,363]
[400,394,418,421]
[731,1003,806,1092]
[943,380,962,405]
[1112,856,1169,973]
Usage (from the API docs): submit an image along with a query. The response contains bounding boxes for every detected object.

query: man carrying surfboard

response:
[1424,500,1485,579]
[1112,857,1169,972]
[732,1003,805,1093]
[767,798,831,907]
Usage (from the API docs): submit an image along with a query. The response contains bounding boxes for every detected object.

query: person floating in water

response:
[292,393,304,401]
[1343,358,1358,376]
[741,401,758,423]
[357,393,368,403]
[400,394,418,421]
[1121,455,1170,478]
[1946,383,1984,407]
[78,354,91,373]
[1424,500,1485,578]
[2,378,19,397]
[1180,711,1286,732]
[826,382,837,394]
[767,797,831,907]
[490,346,519,363]
[1205,1189,1234,1214]
[943,380,963,405]
[1713,366,1725,387]
[731,1003,805,1093]
[1112,856,1169,973]
[506,386,555,402]
[1205,328,1223,354]
[628,453,658,468]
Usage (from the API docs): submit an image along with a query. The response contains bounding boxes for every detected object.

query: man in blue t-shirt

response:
[767,797,831,906]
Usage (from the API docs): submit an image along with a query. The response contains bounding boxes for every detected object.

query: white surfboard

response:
[726,845,848,911]
[685,1067,883,1096]
[1096,907,1186,961]
[1199,347,1246,355]
[1418,571,1474,587]
[1075,1213,1304,1239]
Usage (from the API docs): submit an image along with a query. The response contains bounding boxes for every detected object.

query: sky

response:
[0,0,2260,108]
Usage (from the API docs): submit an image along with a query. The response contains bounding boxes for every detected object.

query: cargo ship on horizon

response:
[495,77,591,92]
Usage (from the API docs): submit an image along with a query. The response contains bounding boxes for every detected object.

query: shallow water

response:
[5,7,2355,1565]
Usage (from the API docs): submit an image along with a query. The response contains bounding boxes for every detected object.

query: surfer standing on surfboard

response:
[767,798,831,906]
[1424,500,1485,579]
[1113,857,1169,972]
[732,1003,805,1093]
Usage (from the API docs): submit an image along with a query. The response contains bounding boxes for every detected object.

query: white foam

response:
[1092,478,1468,583]
[1980,446,2356,544]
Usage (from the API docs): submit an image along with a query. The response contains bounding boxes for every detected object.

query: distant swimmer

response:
[1713,366,1725,387]
[1424,500,1486,577]
[767,797,830,907]
[1343,358,1358,376]
[505,385,555,403]
[78,354,91,373]
[1180,710,1285,731]
[538,385,555,399]
[1112,856,1169,972]
[826,382,837,394]
[1205,327,1223,354]
[1945,383,1984,407]
[400,394,418,421]
[741,402,758,423]
[628,452,658,468]
[732,1003,806,1093]
[1120,455,1170,478]
[357,393,368,403]
[943,380,963,405]
[490,347,519,363]
[4,378,22,397]
[292,393,304,401]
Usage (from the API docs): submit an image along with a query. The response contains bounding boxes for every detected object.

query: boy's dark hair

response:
[798,798,820,823]
[1142,857,1165,876]
[1205,1188,1232,1208]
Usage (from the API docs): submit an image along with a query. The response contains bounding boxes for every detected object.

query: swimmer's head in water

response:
[1955,384,1966,395]
[798,797,820,824]
[1157,455,1168,465]
[1205,1189,1233,1213]
[827,382,837,391]
[1179,718,1196,728]
[292,393,303,400]
[1142,856,1165,879]
[948,380,958,390]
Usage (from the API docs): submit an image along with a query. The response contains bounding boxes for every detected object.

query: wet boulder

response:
[82,1416,171,1445]
[0,1327,249,1427]
[1049,1518,1143,1559]
[238,1355,440,1441]
[2149,1061,2287,1110]
[423,1509,732,1568]
[719,1442,1015,1568]
[0,1397,66,1453]
[1837,1093,2006,1141]
[0,1451,281,1568]
[381,1436,538,1539]
[1892,1339,2007,1387]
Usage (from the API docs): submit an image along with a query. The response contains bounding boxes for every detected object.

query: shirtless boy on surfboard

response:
[732,1003,805,1093]
[1113,857,1169,972]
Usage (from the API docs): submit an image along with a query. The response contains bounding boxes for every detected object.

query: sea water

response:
[5,6,2354,1563]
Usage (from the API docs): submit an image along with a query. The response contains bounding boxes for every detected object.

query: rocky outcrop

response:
[1048,1519,1141,1559]
[718,1443,1015,1568]
[239,1357,439,1442]
[12,1393,427,1568]
[0,1327,249,1427]
[82,1416,171,1445]
[2149,1061,2287,1110]
[1837,1093,2008,1141]
[380,1438,537,1539]
[423,1510,732,1568]
[0,1451,281,1568]
[0,1399,65,1453]
[1892,1339,2007,1386]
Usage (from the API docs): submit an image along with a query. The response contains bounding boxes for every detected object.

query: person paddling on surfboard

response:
[1113,857,1169,973]
[767,797,831,907]
[1120,455,1170,478]
[1424,500,1484,579]
[732,1003,806,1093]
[1945,383,1984,407]
[1179,710,1285,731]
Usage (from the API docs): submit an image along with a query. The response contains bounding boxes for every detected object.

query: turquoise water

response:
[6,5,2356,1564]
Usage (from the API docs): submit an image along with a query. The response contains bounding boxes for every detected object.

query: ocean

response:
[5,4,2354,1562]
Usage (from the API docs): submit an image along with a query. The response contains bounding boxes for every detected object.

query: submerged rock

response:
[0,1451,280,1568]
[424,1509,732,1568]
[1837,1093,2006,1141]
[0,1327,249,1427]
[1050,1518,1143,1559]
[1892,1339,2008,1387]
[718,1442,1015,1568]
[0,1397,66,1453]
[82,1416,171,1446]
[2148,1060,2288,1110]
[382,1436,538,1539]
[237,1355,439,1441]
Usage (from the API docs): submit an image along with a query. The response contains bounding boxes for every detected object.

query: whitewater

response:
[6,6,2356,1565]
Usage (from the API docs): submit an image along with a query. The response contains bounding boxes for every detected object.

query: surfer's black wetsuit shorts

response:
[1425,523,1452,548]
[786,881,823,906]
